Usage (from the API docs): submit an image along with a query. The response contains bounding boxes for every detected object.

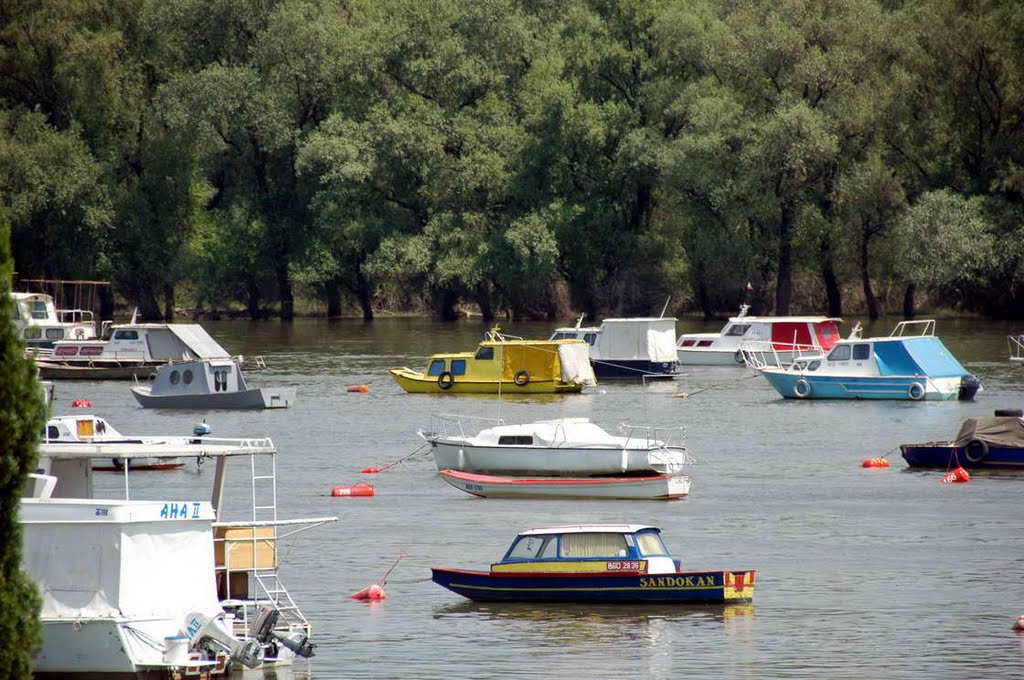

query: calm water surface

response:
[68,317,1024,679]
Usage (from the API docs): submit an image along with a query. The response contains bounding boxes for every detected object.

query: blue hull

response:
[591,359,678,380]
[431,568,754,603]
[901,444,1024,469]
[761,373,955,401]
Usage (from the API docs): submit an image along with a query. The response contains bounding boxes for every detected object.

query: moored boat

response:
[431,524,755,603]
[900,410,1024,468]
[11,291,98,350]
[420,415,692,476]
[748,320,981,401]
[549,317,679,379]
[42,414,196,471]
[131,357,295,409]
[676,304,842,366]
[438,470,691,500]
[390,326,596,394]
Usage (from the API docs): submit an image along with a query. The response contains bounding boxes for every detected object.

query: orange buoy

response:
[71,399,93,408]
[346,384,370,393]
[349,584,386,601]
[1013,615,1024,631]
[939,467,970,484]
[360,466,380,474]
[331,484,375,497]
[862,457,891,468]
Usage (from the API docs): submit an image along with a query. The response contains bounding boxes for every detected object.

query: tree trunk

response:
[475,282,494,322]
[162,284,175,321]
[860,223,879,320]
[247,284,259,320]
[697,278,713,320]
[821,238,842,317]
[277,264,294,321]
[432,287,459,321]
[903,282,916,319]
[325,282,342,319]
[356,269,374,321]
[775,201,795,315]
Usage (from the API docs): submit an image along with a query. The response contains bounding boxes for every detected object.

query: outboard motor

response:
[184,610,262,669]
[253,607,316,659]
[958,374,982,401]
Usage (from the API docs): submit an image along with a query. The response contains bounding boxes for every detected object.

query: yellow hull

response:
[389,369,583,394]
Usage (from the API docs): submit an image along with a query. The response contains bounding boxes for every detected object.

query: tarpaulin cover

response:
[557,344,598,386]
[955,417,1024,448]
[501,344,560,382]
[596,319,677,362]
[873,337,967,377]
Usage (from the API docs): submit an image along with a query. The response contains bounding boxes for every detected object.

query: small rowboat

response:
[431,524,755,604]
[438,469,690,500]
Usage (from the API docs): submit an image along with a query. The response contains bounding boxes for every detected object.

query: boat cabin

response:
[50,323,230,362]
[493,525,679,575]
[10,292,97,348]
[550,318,678,379]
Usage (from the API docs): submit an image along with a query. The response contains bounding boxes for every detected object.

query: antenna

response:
[659,296,671,319]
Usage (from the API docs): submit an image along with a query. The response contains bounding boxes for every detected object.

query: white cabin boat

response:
[36,322,235,380]
[439,470,691,500]
[676,304,842,366]
[131,358,295,409]
[22,430,335,677]
[11,292,97,350]
[420,415,692,477]
[549,317,679,379]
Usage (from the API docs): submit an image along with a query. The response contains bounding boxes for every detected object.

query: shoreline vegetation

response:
[3,0,1023,323]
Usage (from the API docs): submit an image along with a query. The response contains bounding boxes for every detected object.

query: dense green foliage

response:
[0,217,45,676]
[2,0,1022,320]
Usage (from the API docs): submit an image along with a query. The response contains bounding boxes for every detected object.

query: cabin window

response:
[852,344,871,360]
[451,359,467,376]
[475,347,494,360]
[183,369,194,384]
[725,324,751,337]
[114,330,139,340]
[30,301,48,319]
[497,435,533,446]
[583,333,597,346]
[561,533,629,558]
[169,370,181,385]
[55,346,79,356]
[45,329,64,340]
[214,370,228,392]
[24,327,41,339]
[808,360,821,371]
[550,332,573,341]
[680,340,696,347]
[697,340,713,347]
[508,536,556,560]
[828,345,852,361]
[427,359,446,376]
[636,532,669,556]
[47,425,59,440]
[79,346,103,356]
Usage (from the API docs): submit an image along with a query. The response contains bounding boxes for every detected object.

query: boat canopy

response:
[955,416,1024,448]
[556,344,597,386]
[165,324,231,359]
[596,318,677,362]
[873,337,968,377]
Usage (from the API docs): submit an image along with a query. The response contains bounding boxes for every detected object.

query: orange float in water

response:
[350,584,386,601]
[862,457,890,468]
[331,484,376,497]
[71,399,93,408]
[346,384,370,393]
[939,467,970,484]
[1013,615,1024,631]
[360,466,380,474]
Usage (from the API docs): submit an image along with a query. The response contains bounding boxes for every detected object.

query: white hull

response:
[676,347,747,366]
[440,470,691,500]
[429,440,688,476]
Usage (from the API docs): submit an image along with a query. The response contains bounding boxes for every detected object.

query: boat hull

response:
[676,347,749,366]
[439,470,690,500]
[759,371,962,400]
[390,369,583,394]
[430,567,754,603]
[900,443,1024,469]
[131,387,295,409]
[36,360,162,380]
[429,440,687,476]
[591,359,677,380]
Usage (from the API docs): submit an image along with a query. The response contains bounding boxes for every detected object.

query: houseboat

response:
[549,317,679,379]
[390,327,596,394]
[11,291,98,350]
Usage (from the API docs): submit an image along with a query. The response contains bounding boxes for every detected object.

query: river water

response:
[70,316,1024,679]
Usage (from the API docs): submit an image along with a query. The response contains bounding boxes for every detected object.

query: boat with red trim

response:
[900,409,1024,469]
[431,524,755,603]
[438,470,690,500]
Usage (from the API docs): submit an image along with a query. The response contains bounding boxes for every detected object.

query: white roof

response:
[519,524,659,536]
[729,316,841,324]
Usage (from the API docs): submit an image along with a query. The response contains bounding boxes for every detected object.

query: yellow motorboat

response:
[390,327,598,394]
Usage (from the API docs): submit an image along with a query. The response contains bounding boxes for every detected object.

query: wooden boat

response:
[131,358,294,409]
[549,317,679,379]
[431,524,755,603]
[748,320,981,401]
[900,410,1024,469]
[676,304,842,366]
[439,470,691,500]
[390,326,596,394]
[421,415,691,476]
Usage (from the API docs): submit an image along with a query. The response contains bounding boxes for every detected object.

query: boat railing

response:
[1008,334,1024,362]
[739,341,825,370]
[889,319,935,337]
[617,424,688,450]
[425,413,504,439]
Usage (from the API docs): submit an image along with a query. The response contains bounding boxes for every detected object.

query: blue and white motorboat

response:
[549,317,678,379]
[900,410,1024,468]
[748,320,981,401]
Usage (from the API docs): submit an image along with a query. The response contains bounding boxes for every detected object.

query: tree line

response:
[1,0,1022,321]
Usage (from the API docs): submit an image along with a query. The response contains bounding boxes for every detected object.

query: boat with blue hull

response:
[901,410,1024,469]
[431,525,754,604]
[748,320,981,401]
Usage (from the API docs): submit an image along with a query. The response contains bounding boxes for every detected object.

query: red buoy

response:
[331,484,375,497]
[939,467,970,484]
[349,583,386,601]
[71,399,93,408]
[862,457,890,468]
[360,466,380,474]
[1013,615,1024,631]
[346,384,370,393]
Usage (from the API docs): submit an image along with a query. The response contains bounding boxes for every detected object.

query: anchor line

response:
[377,443,432,472]
[675,371,761,399]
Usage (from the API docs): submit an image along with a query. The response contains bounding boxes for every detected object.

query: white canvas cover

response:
[557,344,597,386]
[119,523,220,618]
[596,319,677,362]
[23,523,122,618]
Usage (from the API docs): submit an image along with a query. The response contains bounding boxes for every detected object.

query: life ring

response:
[513,370,531,387]
[907,382,925,401]
[733,350,745,365]
[793,379,811,398]
[437,372,455,390]
[964,438,989,463]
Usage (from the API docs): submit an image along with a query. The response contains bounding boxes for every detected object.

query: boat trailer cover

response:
[955,417,1024,448]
